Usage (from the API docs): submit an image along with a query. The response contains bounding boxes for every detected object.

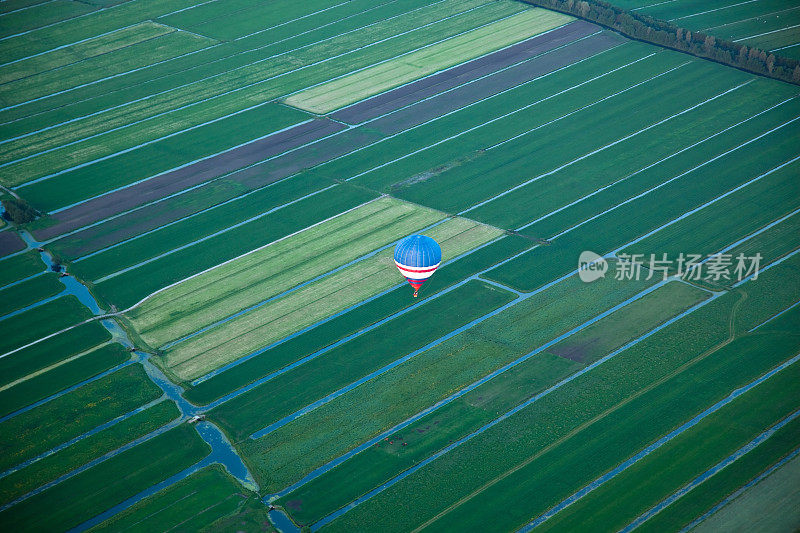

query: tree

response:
[1,198,39,224]
[766,53,775,73]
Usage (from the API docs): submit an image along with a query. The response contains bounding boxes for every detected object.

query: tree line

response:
[522,0,800,86]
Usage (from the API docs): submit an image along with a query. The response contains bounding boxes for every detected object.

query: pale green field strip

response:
[695,450,800,533]
[0,21,175,85]
[0,400,179,506]
[2,0,513,188]
[284,8,573,114]
[164,217,503,382]
[88,464,268,533]
[0,25,216,111]
[125,197,442,347]
[0,0,200,64]
[0,364,161,473]
[240,267,657,492]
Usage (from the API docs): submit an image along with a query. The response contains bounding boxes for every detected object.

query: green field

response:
[89,464,270,532]
[285,8,572,113]
[1,0,798,529]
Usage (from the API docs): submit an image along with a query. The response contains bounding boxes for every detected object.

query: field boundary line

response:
[621,408,800,532]
[678,445,800,532]
[522,356,800,532]
[87,183,339,282]
[463,77,751,215]
[733,23,800,42]
[669,0,757,22]
[700,5,800,31]
[517,97,797,232]
[6,0,493,179]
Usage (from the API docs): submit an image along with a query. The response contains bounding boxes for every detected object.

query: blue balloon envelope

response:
[393,234,442,297]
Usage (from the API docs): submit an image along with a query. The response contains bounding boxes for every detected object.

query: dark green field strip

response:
[436,333,800,533]
[64,174,334,280]
[547,281,709,364]
[0,343,130,418]
[0,272,62,317]
[93,184,377,310]
[323,266,799,532]
[706,7,800,42]
[241,270,655,493]
[0,363,161,473]
[0,0,433,138]
[15,103,309,208]
[0,295,94,355]
[185,235,531,405]
[278,280,701,524]
[315,40,657,184]
[536,349,800,532]
[0,321,111,389]
[278,354,579,526]
[521,92,800,241]
[466,76,796,230]
[0,28,214,110]
[5,0,513,193]
[640,422,800,530]
[378,59,751,213]
[168,0,345,40]
[625,158,800,268]
[0,0,52,14]
[211,280,516,441]
[0,424,210,533]
[0,0,98,39]
[734,256,800,333]
[88,463,266,533]
[0,251,43,288]
[0,400,179,506]
[485,103,800,292]
[0,0,198,64]
[346,43,684,194]
[675,0,793,33]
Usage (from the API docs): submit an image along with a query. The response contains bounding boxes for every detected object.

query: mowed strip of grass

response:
[12,102,309,205]
[466,75,795,230]
[0,24,215,110]
[94,185,378,310]
[0,251,43,288]
[0,400,179,506]
[0,0,199,64]
[55,172,332,265]
[88,463,267,532]
[164,217,502,382]
[284,8,572,113]
[126,196,442,348]
[313,39,656,183]
[0,0,435,136]
[0,424,210,532]
[0,342,130,418]
[0,296,94,355]
[0,272,63,318]
[0,321,111,389]
[546,280,709,364]
[394,60,752,213]
[324,257,800,532]
[277,280,707,524]
[0,364,162,472]
[0,21,175,85]
[239,267,656,493]
[8,0,515,198]
[485,102,800,292]
[184,235,533,405]
[211,279,516,443]
[536,333,800,532]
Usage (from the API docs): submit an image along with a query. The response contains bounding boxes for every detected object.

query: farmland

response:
[0,0,798,531]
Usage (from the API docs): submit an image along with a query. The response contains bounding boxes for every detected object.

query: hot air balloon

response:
[394,234,442,297]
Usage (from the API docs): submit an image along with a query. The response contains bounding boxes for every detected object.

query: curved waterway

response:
[13,228,260,528]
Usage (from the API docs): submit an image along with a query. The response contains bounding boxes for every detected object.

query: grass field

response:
[1,0,798,530]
